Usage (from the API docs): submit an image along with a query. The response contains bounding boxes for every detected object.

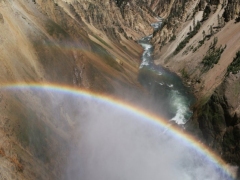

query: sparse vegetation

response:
[169,35,176,42]
[197,0,205,11]
[202,30,206,39]
[202,37,226,70]
[192,30,210,52]
[181,68,189,79]
[209,25,213,36]
[223,1,240,22]
[183,45,193,55]
[174,21,201,55]
[192,22,221,53]
[202,4,211,21]
[227,51,240,75]
[115,0,127,7]
[235,16,240,23]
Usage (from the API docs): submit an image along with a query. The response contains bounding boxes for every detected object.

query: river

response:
[138,19,195,125]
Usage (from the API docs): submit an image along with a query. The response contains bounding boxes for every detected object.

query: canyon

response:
[0,0,240,179]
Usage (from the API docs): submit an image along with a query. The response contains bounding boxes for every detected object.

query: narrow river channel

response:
[138,20,195,125]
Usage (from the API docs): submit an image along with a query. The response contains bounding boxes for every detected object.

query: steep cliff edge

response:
[193,72,240,165]
[0,0,157,179]
[152,0,240,165]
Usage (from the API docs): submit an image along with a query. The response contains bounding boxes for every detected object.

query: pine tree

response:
[217,14,220,26]
[193,17,195,28]
[202,30,206,39]
[209,25,213,35]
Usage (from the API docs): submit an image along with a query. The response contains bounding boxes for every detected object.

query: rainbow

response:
[0,82,236,179]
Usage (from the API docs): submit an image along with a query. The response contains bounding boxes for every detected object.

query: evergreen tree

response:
[193,17,195,28]
[202,30,206,39]
[217,14,220,26]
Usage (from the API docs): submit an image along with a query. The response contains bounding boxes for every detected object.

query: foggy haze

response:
[4,87,234,180]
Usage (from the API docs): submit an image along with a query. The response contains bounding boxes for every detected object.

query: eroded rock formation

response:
[1,0,240,179]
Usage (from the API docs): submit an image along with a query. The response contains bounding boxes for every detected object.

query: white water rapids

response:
[138,25,193,125]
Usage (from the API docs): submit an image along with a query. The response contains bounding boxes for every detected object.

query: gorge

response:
[0,0,240,179]
[138,26,194,125]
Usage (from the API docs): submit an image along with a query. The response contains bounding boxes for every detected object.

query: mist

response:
[65,97,231,180]
[4,87,234,180]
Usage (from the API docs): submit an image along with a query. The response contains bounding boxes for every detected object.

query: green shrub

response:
[202,4,211,21]
[181,68,189,79]
[227,51,240,75]
[174,21,201,55]
[202,37,226,70]
[169,35,176,42]
[235,16,240,23]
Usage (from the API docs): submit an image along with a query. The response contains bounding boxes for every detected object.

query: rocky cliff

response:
[0,0,157,179]
[152,0,240,165]
[195,72,240,165]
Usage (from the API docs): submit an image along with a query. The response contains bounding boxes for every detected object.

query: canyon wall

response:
[0,0,157,179]
[152,0,240,164]
[1,0,240,179]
